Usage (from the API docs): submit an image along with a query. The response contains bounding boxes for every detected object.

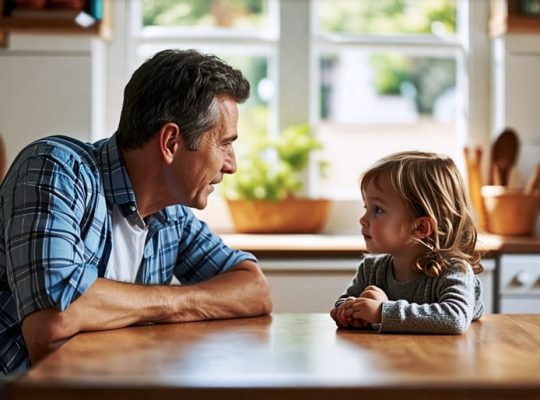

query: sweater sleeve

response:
[380,264,483,334]
[334,256,368,307]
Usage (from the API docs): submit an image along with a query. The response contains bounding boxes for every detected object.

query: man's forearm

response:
[22,260,271,363]
[160,260,272,323]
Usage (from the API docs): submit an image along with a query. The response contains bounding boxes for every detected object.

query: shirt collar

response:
[97,133,175,224]
[98,133,137,208]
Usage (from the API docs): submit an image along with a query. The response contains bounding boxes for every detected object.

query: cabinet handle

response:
[513,271,532,286]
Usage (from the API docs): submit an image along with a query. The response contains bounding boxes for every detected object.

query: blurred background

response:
[1,0,538,233]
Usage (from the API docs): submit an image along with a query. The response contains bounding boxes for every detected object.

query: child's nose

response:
[359,214,368,227]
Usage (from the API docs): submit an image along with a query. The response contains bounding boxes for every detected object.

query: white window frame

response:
[105,0,491,232]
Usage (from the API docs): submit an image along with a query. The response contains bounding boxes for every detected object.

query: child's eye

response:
[374,206,383,214]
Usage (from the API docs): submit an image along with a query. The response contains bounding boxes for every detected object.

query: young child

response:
[330,151,485,334]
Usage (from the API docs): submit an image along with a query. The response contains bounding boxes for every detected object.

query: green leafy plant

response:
[222,124,328,201]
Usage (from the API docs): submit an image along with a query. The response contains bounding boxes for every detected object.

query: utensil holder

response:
[481,186,540,236]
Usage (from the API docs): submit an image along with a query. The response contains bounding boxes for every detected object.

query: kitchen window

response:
[125,0,277,145]
[115,0,490,230]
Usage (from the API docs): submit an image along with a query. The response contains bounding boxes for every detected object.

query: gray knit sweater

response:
[335,254,485,334]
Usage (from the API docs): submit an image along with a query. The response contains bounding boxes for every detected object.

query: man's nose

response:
[222,147,237,174]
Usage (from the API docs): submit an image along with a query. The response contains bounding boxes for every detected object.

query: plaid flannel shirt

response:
[0,134,255,375]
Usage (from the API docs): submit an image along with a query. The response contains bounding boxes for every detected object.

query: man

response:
[0,49,272,375]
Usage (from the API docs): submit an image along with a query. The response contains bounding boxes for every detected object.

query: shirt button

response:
[130,205,137,212]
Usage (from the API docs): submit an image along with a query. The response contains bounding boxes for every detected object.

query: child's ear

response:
[413,216,434,239]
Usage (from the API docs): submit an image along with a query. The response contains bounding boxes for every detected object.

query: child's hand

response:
[359,285,388,302]
[330,297,370,329]
[330,297,353,327]
[343,297,383,324]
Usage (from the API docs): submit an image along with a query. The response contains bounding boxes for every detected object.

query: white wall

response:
[0,35,95,166]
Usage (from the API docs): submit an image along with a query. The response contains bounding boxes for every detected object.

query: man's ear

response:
[413,216,435,239]
[158,122,181,164]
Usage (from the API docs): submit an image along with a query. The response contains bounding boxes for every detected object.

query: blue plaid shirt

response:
[0,134,255,375]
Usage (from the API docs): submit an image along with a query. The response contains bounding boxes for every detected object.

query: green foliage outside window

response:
[370,55,456,114]
[319,0,457,116]
[143,0,265,28]
[222,124,328,201]
[318,0,456,35]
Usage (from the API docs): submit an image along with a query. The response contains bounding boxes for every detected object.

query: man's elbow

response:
[247,264,273,315]
[22,308,74,364]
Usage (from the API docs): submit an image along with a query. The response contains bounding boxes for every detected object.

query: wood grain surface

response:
[8,313,540,400]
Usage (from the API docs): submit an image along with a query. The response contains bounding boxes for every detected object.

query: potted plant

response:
[222,124,331,233]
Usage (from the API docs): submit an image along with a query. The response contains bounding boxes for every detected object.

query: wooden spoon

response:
[463,146,486,231]
[491,128,519,186]
[525,164,540,194]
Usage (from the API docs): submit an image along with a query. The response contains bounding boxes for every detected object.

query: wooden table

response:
[7,313,540,400]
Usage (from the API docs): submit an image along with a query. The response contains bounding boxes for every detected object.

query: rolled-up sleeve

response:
[4,149,98,319]
[173,208,256,284]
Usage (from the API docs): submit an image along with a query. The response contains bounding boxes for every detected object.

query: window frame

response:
[105,0,491,231]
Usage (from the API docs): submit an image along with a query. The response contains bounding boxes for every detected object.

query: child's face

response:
[360,179,417,256]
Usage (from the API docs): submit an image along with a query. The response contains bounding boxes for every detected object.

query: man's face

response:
[169,97,238,209]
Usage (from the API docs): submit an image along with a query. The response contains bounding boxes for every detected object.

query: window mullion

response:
[278,0,311,132]
[277,0,313,196]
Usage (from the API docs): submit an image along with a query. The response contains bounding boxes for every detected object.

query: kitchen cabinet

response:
[260,258,359,313]
[498,254,540,312]
[223,233,540,314]
[261,257,495,314]
[0,0,111,47]
[490,0,540,36]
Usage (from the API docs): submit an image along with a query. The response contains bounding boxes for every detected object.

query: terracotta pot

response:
[226,198,331,234]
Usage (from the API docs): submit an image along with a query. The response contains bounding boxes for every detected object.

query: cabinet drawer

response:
[499,255,540,294]
[500,297,540,313]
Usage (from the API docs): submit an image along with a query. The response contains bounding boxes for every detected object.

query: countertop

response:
[221,233,540,257]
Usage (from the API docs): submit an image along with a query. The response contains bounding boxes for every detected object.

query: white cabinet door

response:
[498,254,540,313]
[262,258,358,313]
[500,298,540,313]
[263,258,495,314]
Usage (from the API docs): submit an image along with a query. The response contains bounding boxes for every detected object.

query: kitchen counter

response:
[222,233,540,257]
[222,233,540,314]
[8,313,540,400]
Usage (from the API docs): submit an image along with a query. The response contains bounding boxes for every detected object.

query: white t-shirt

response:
[105,205,149,283]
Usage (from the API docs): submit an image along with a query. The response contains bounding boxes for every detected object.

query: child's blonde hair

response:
[360,151,483,277]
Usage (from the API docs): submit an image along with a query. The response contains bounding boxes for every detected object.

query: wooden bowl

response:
[481,186,540,236]
[226,198,331,234]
